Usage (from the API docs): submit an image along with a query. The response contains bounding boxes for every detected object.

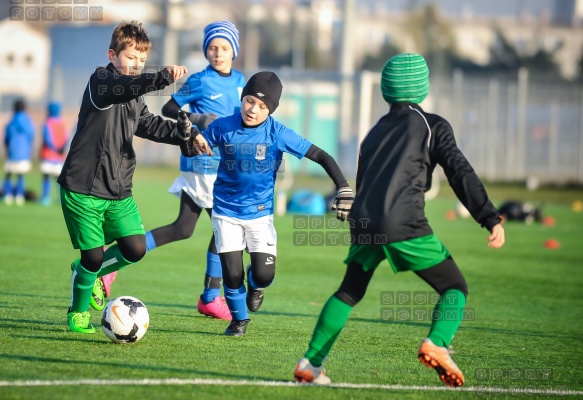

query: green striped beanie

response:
[381,53,430,104]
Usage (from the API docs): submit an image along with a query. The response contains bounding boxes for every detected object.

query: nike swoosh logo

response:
[210,94,223,100]
[112,305,123,323]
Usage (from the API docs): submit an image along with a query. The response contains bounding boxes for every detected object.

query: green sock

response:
[427,289,466,347]
[97,244,135,277]
[305,295,353,366]
[70,262,97,312]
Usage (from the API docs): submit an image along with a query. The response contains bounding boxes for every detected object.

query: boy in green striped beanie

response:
[380,52,430,104]
[293,53,505,387]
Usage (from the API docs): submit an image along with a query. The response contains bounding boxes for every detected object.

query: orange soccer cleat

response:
[294,358,331,385]
[418,338,465,387]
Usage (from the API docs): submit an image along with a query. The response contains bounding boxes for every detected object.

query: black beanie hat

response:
[241,71,283,114]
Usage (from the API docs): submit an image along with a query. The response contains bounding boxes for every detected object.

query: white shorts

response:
[168,172,216,209]
[40,161,64,176]
[212,214,277,256]
[4,160,31,174]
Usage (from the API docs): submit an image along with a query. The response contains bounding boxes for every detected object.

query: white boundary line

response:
[0,378,581,395]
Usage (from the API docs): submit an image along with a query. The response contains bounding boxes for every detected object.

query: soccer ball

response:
[101,296,149,344]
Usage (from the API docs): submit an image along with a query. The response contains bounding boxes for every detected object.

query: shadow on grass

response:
[245,310,582,341]
[0,353,280,382]
[2,297,580,342]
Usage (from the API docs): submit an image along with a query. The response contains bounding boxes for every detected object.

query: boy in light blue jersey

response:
[193,71,355,336]
[3,99,35,206]
[101,21,244,321]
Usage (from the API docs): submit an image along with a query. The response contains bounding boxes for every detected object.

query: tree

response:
[486,27,563,79]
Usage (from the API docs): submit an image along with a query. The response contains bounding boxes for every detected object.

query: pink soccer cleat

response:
[100,271,117,298]
[197,296,232,320]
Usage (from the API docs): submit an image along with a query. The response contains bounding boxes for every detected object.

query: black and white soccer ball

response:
[101,296,149,344]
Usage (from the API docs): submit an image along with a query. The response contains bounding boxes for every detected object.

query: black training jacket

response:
[349,102,501,243]
[58,63,183,200]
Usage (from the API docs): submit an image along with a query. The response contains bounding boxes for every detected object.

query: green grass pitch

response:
[1,165,582,399]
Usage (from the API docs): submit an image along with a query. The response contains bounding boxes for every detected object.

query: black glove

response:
[331,187,354,221]
[189,112,218,130]
[177,110,192,140]
[179,125,204,158]
[179,140,196,157]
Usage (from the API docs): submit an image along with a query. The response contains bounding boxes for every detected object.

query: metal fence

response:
[359,68,583,185]
[2,67,582,184]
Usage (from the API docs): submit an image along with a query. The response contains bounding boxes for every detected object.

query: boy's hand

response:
[332,187,354,221]
[487,223,505,249]
[193,133,214,156]
[166,65,188,81]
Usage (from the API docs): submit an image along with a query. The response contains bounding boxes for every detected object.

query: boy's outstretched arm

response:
[161,98,218,130]
[90,65,187,108]
[134,105,211,156]
[166,65,188,81]
[487,223,505,249]
[304,144,354,221]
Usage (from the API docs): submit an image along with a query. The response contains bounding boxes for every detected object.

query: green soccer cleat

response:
[67,310,96,334]
[89,278,105,311]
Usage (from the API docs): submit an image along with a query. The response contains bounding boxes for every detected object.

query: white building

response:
[0,19,50,101]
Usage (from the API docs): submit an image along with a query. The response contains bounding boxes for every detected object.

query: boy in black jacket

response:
[293,53,505,387]
[58,20,193,333]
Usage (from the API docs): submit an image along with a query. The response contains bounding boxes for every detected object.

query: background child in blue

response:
[194,71,354,336]
[3,99,35,206]
[110,21,245,321]
[39,102,69,206]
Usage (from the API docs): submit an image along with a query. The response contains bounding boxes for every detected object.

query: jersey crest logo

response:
[210,93,223,100]
[224,144,235,155]
[255,144,266,160]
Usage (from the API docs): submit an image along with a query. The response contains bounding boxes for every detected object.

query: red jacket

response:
[40,117,68,162]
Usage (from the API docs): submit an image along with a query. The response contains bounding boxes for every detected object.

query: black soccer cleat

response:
[224,319,250,336]
[246,287,264,312]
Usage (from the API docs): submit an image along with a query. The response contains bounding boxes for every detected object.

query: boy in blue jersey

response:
[192,71,354,336]
[101,21,244,320]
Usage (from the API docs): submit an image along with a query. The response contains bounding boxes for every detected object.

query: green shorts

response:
[344,234,450,273]
[60,187,145,250]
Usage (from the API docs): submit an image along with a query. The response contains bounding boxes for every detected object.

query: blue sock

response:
[145,231,156,252]
[248,268,258,289]
[15,175,25,197]
[3,179,12,197]
[201,252,221,303]
[224,284,248,321]
[248,268,273,290]
[42,176,50,200]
